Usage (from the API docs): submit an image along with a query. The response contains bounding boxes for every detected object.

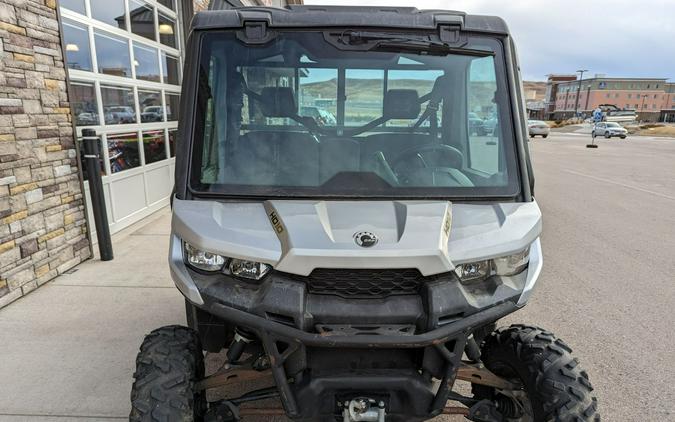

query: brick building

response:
[546,75,675,122]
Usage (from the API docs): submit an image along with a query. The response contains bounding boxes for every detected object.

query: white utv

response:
[130,6,599,422]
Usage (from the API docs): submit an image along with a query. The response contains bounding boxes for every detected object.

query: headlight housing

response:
[184,242,226,272]
[454,246,530,283]
[183,242,271,280]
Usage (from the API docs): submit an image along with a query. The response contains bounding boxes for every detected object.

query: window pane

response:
[90,0,126,29]
[60,0,85,14]
[162,52,180,85]
[133,42,160,82]
[298,68,337,126]
[158,13,176,48]
[95,31,132,78]
[71,82,99,126]
[63,20,92,72]
[138,90,163,122]
[158,0,174,10]
[467,56,500,175]
[165,93,180,121]
[345,69,382,126]
[168,128,176,157]
[108,132,140,173]
[129,0,156,41]
[142,130,167,164]
[101,85,136,124]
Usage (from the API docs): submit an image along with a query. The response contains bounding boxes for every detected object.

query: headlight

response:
[455,246,530,283]
[228,259,271,280]
[183,242,271,280]
[184,242,226,272]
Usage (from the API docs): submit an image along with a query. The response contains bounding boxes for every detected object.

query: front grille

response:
[285,268,429,299]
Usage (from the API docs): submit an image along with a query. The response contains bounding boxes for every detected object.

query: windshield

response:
[189,31,520,199]
[606,122,621,128]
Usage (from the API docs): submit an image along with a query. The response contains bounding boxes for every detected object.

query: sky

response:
[303,0,675,81]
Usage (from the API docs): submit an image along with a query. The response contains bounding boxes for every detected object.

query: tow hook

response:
[341,398,386,422]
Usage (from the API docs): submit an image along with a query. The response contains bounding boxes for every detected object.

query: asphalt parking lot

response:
[0,132,673,421]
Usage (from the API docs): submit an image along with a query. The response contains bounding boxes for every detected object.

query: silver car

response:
[527,120,550,138]
[592,122,628,139]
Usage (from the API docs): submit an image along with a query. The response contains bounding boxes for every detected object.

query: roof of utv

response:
[191,5,510,35]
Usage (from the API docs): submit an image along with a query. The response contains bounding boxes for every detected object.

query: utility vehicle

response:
[130,6,599,422]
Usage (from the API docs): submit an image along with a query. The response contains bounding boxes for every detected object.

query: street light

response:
[573,69,588,117]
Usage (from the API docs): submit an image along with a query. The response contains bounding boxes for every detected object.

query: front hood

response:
[172,199,542,276]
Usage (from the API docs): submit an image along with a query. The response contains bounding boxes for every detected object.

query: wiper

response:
[339,31,494,57]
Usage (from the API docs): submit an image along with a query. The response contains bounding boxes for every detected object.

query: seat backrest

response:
[360,132,433,165]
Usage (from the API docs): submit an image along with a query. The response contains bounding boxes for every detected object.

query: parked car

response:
[141,106,164,122]
[468,112,487,135]
[527,120,550,138]
[592,122,628,139]
[300,106,337,126]
[104,106,136,124]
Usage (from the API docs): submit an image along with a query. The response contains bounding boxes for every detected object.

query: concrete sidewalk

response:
[0,207,184,421]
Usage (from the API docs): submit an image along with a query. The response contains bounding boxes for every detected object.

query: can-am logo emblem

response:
[354,231,378,248]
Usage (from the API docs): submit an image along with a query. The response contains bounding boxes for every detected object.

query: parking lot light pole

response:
[574,69,588,117]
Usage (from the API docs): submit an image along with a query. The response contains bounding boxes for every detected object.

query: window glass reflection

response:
[165,93,180,121]
[60,0,86,15]
[168,129,176,157]
[129,0,156,41]
[108,132,140,173]
[71,82,99,126]
[142,130,167,164]
[138,90,163,122]
[158,14,176,48]
[63,20,92,72]
[133,42,160,82]
[157,0,174,11]
[90,0,126,29]
[101,85,137,125]
[95,30,132,78]
[162,52,180,85]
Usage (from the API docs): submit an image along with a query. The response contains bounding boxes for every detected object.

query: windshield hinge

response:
[237,20,275,44]
[439,24,467,47]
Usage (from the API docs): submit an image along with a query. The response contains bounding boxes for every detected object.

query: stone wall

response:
[0,0,90,308]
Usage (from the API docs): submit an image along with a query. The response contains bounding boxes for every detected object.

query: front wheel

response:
[130,326,206,422]
[604,132,611,138]
[474,325,599,421]
[542,134,548,138]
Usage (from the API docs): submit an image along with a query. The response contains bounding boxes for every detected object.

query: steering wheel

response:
[389,144,470,187]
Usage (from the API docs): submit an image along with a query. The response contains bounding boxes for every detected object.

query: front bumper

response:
[169,235,539,420]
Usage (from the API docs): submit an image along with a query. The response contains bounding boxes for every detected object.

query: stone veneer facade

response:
[0,0,90,308]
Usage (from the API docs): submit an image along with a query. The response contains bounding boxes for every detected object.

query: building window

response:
[161,52,180,85]
[108,132,141,173]
[614,93,619,98]
[101,85,137,125]
[158,0,175,10]
[165,93,180,121]
[138,90,163,122]
[628,93,632,99]
[656,84,660,89]
[635,104,639,108]
[652,104,657,109]
[60,0,86,14]
[142,130,167,164]
[90,0,127,29]
[133,42,160,82]
[95,30,132,78]
[63,20,92,72]
[168,128,177,157]
[158,13,176,48]
[71,82,99,126]
[654,94,658,99]
[129,0,156,41]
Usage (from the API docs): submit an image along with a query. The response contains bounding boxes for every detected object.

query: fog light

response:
[229,259,271,280]
[454,260,490,282]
